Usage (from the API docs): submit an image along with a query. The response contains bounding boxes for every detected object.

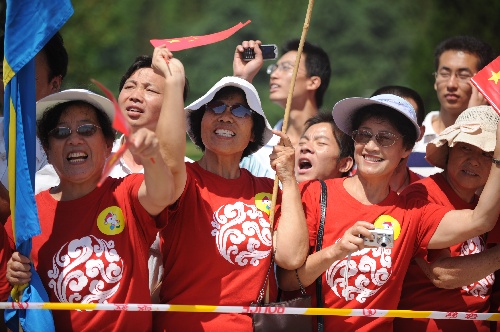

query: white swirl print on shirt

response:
[460,236,494,298]
[211,201,272,267]
[326,239,392,303]
[47,235,123,304]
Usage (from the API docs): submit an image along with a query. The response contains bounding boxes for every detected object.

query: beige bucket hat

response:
[426,105,500,169]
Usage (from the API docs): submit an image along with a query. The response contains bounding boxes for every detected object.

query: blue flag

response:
[3,0,73,331]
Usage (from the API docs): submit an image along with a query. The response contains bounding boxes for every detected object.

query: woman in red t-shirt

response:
[278,94,500,332]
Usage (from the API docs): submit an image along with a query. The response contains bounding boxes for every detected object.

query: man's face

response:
[268,51,309,108]
[118,67,165,132]
[296,122,343,182]
[434,50,480,117]
[35,52,61,101]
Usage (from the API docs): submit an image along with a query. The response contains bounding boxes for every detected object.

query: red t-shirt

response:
[395,173,492,332]
[300,177,450,332]
[5,175,165,332]
[154,162,279,331]
[0,223,12,301]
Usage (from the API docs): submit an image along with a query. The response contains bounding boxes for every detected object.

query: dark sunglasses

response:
[205,100,253,118]
[352,129,401,147]
[48,124,102,140]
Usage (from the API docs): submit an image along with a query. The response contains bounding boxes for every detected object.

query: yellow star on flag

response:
[488,70,500,84]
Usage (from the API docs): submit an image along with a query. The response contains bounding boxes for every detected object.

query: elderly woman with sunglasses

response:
[5,50,186,332]
[150,46,308,331]
[277,94,500,332]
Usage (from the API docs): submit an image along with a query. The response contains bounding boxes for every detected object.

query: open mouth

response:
[298,158,312,172]
[215,129,235,137]
[363,155,383,162]
[67,151,88,163]
[462,169,478,176]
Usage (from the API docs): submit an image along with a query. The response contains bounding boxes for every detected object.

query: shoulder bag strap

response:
[315,179,327,332]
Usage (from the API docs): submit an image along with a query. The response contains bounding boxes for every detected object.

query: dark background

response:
[3,0,499,159]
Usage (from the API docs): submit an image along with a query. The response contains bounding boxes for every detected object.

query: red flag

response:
[91,79,131,136]
[97,141,130,187]
[91,79,133,187]
[150,20,251,50]
[471,56,500,115]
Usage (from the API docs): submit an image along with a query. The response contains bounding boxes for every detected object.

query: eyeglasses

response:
[433,70,474,84]
[205,100,253,118]
[266,62,294,75]
[48,124,102,139]
[352,129,401,147]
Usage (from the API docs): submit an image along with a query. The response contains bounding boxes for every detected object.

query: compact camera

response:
[243,44,278,61]
[363,228,394,248]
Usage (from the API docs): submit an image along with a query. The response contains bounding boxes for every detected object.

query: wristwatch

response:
[493,157,500,165]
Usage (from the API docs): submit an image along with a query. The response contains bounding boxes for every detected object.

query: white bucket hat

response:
[36,89,115,121]
[185,76,273,149]
[332,94,420,138]
[426,106,500,169]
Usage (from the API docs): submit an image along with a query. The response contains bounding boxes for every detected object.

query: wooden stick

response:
[266,0,315,304]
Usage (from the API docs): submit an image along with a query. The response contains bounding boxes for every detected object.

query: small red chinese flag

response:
[150,20,251,51]
[471,56,500,115]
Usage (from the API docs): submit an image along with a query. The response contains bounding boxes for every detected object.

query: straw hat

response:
[426,106,499,169]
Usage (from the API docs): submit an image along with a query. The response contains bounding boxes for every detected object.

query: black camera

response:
[243,44,278,61]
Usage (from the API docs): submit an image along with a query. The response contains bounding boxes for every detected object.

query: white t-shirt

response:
[0,117,48,189]
[239,119,282,179]
[408,111,443,177]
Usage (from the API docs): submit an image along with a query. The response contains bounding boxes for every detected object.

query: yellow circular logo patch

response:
[97,206,125,235]
[255,192,273,215]
[373,214,401,240]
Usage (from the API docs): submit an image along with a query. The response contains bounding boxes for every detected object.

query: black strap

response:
[315,180,327,332]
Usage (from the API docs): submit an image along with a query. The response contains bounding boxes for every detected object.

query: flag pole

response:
[266,0,315,303]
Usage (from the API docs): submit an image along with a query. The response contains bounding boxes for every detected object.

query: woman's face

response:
[47,104,112,185]
[200,93,254,159]
[353,116,411,179]
[446,142,493,197]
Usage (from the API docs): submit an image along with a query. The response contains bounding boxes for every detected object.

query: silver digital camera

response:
[363,228,394,248]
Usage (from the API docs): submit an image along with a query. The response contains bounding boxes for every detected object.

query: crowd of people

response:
[0,30,499,332]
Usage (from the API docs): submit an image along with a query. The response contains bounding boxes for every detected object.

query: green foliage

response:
[58,0,499,160]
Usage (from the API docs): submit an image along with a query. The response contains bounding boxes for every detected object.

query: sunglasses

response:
[48,124,102,140]
[205,101,253,118]
[352,129,401,147]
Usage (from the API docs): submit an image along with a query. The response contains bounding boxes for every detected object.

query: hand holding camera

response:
[362,228,394,248]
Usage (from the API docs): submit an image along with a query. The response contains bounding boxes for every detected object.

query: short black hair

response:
[40,31,68,82]
[188,86,266,160]
[434,36,496,71]
[119,55,190,101]
[38,100,115,151]
[371,86,425,126]
[303,112,354,176]
[351,104,417,151]
[282,39,331,108]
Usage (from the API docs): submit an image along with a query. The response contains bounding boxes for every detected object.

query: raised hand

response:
[233,40,264,83]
